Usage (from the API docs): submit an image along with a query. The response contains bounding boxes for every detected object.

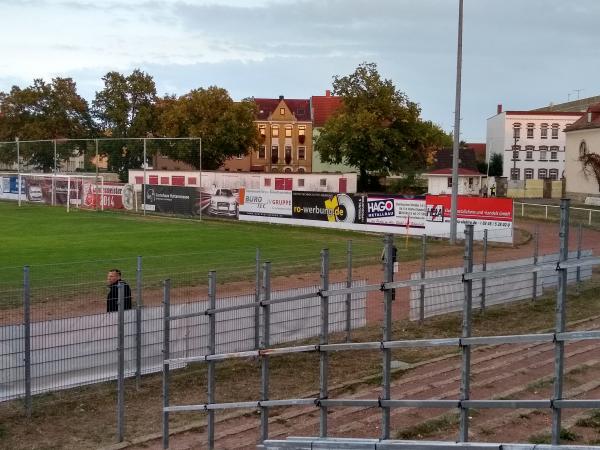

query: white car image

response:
[208,188,238,217]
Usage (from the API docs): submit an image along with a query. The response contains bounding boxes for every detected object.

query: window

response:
[539,145,548,161]
[271,126,279,137]
[538,168,547,179]
[271,145,279,164]
[160,177,169,185]
[284,145,292,164]
[285,125,292,138]
[512,150,519,160]
[541,123,548,139]
[320,178,327,187]
[259,124,266,138]
[510,168,520,180]
[298,167,305,174]
[298,178,305,187]
[580,140,588,158]
[524,168,534,179]
[551,123,559,139]
[258,145,266,159]
[298,125,306,143]
[549,169,559,180]
[296,108,305,116]
[264,178,271,187]
[298,146,306,160]
[468,177,474,188]
[527,123,534,139]
[513,123,521,139]
[280,107,285,115]
[525,146,534,160]
[187,177,197,185]
[447,177,453,188]
[550,151,558,161]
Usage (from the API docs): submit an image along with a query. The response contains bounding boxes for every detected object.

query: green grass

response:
[0,201,448,301]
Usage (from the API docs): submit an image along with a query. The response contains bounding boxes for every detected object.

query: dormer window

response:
[280,108,285,115]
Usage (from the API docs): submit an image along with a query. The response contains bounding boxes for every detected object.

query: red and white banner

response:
[81,182,135,210]
[425,195,513,242]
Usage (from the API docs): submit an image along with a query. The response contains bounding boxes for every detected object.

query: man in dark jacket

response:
[106,269,132,312]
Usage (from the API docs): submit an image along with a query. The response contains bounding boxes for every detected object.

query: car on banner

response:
[27,185,43,202]
[208,188,238,217]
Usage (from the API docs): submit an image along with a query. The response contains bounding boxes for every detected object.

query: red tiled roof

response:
[254,98,311,121]
[565,102,600,132]
[466,143,486,161]
[427,168,483,176]
[501,111,583,117]
[311,92,343,127]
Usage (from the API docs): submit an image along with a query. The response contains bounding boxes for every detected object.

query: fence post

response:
[552,199,570,445]
[23,265,31,419]
[481,229,487,313]
[576,223,582,293]
[136,256,143,388]
[419,234,426,324]
[255,248,261,350]
[459,224,474,442]
[589,209,592,226]
[319,249,330,437]
[381,234,394,440]
[117,283,125,442]
[533,225,540,298]
[346,240,352,342]
[521,202,524,217]
[207,271,217,450]
[162,279,171,450]
[260,262,271,444]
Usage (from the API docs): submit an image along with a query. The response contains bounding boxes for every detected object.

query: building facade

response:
[564,102,600,201]
[486,106,581,182]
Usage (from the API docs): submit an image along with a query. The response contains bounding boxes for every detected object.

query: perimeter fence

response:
[160,199,600,449]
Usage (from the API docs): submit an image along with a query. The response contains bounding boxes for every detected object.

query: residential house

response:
[564,102,600,202]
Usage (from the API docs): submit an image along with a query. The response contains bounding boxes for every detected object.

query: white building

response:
[426,168,485,195]
[487,105,581,181]
[564,102,600,202]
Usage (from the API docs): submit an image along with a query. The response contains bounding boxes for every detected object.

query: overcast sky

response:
[1,0,598,141]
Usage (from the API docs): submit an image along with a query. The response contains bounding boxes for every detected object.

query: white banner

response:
[366,196,426,228]
[239,188,292,217]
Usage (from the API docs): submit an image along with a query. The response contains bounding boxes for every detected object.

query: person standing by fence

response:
[106,269,132,312]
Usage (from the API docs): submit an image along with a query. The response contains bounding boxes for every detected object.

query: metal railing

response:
[161,199,600,449]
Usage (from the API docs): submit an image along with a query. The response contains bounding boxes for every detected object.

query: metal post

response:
[23,265,31,418]
[345,240,352,342]
[95,139,99,211]
[382,234,394,439]
[449,0,464,245]
[52,139,57,206]
[199,138,202,221]
[576,223,582,290]
[552,199,570,445]
[16,138,21,207]
[419,234,427,324]
[162,279,171,449]
[143,139,147,216]
[320,248,330,438]
[117,283,125,442]
[136,256,143,388]
[533,225,539,301]
[260,262,271,443]
[255,248,261,350]
[481,229,488,313]
[459,224,474,442]
[207,271,217,450]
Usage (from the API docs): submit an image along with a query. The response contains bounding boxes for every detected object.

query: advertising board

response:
[425,195,513,242]
[366,196,426,229]
[238,188,292,217]
[292,191,367,224]
[81,181,135,210]
[142,184,198,215]
[0,176,25,200]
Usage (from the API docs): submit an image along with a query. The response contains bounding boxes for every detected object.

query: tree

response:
[315,62,451,190]
[488,153,503,177]
[156,87,258,170]
[92,69,158,180]
[0,78,94,171]
[580,152,600,192]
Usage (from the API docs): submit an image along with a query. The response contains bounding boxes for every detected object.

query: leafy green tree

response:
[92,69,158,180]
[488,153,503,177]
[156,87,258,170]
[315,62,451,191]
[0,78,94,171]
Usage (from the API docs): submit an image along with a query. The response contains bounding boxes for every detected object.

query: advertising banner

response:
[292,191,367,224]
[0,176,25,200]
[366,195,426,229]
[81,181,135,210]
[143,184,198,215]
[22,177,81,205]
[425,195,513,242]
[205,188,239,219]
[238,188,292,217]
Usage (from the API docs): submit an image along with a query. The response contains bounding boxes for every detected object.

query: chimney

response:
[279,95,284,100]
[326,90,331,97]
[497,104,503,114]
